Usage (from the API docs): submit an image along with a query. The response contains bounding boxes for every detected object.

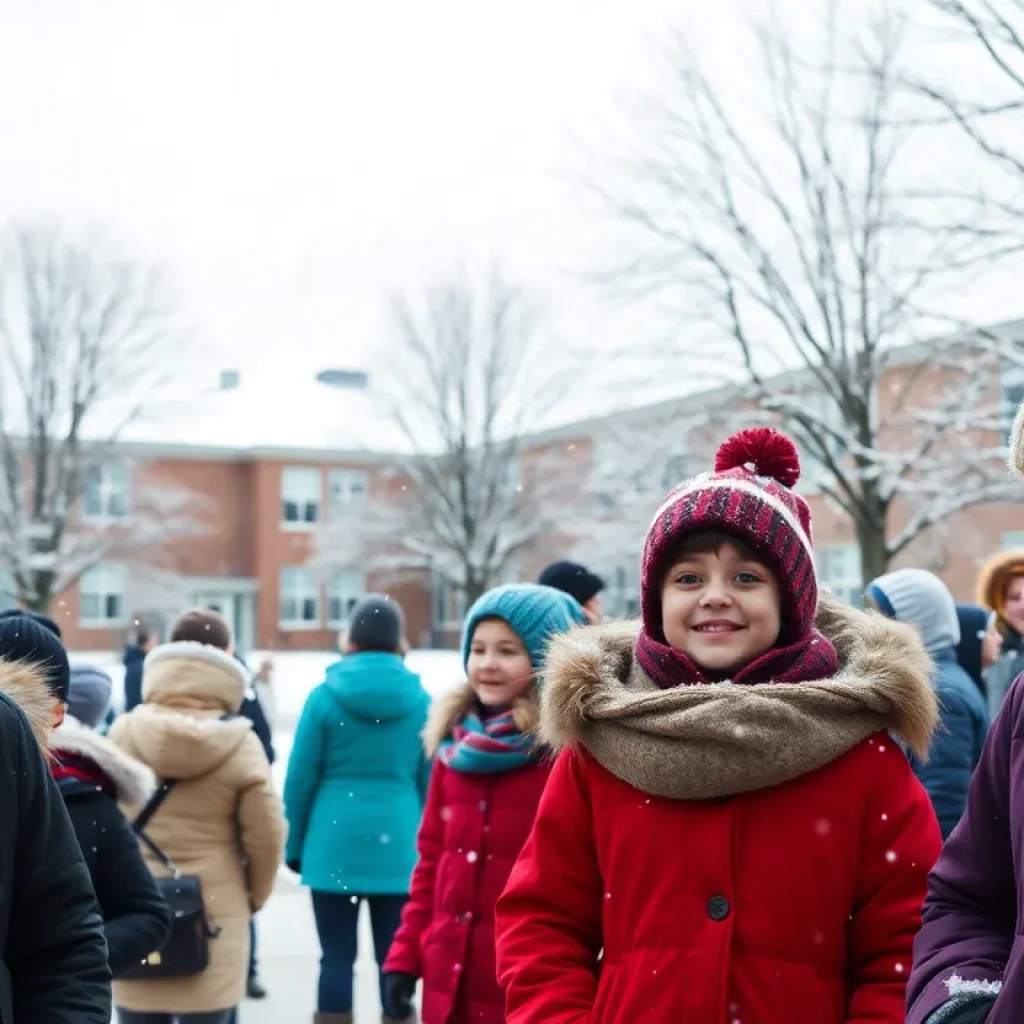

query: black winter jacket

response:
[51,716,171,977]
[123,646,146,712]
[0,660,111,1023]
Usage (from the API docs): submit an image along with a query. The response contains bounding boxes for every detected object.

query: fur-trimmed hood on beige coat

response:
[423,684,539,758]
[539,598,939,801]
[110,641,285,1015]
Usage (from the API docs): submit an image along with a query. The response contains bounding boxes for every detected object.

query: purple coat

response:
[906,674,1024,1023]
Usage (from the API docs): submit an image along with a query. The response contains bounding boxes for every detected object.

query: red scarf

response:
[50,751,116,797]
[635,626,839,689]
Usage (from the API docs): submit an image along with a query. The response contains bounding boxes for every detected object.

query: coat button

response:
[707,895,730,921]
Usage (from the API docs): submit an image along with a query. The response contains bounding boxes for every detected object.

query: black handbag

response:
[118,779,222,979]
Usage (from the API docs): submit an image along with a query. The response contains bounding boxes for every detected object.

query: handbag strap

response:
[132,780,183,878]
[130,713,240,884]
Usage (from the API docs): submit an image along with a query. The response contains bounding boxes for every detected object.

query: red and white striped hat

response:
[640,427,818,643]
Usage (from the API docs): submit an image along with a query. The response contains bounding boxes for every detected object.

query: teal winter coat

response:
[284,653,431,894]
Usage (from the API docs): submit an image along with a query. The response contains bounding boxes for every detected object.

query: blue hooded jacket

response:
[867,570,989,839]
[284,652,431,893]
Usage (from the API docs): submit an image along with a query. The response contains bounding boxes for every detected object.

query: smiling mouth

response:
[692,623,743,633]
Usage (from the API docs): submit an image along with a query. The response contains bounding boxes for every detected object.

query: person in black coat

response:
[0,612,112,1023]
[52,665,170,976]
[122,627,157,713]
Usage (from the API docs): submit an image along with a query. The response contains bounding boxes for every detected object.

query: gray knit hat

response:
[67,664,113,728]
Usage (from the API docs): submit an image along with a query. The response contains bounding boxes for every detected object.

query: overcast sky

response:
[0,0,710,388]
[2,0,1021,407]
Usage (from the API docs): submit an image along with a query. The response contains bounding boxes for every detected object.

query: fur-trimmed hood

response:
[423,683,539,758]
[142,641,248,713]
[52,714,156,805]
[111,641,254,782]
[975,549,1024,630]
[540,598,938,801]
[0,658,58,756]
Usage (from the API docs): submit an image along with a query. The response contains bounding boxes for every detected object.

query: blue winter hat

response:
[461,583,587,671]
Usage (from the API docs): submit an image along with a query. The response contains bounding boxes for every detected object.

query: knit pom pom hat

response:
[637,427,838,687]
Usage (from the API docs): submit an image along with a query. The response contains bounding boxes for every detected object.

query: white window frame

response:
[327,469,368,514]
[278,567,321,629]
[434,577,466,630]
[817,544,862,606]
[83,463,131,522]
[327,570,366,628]
[79,563,128,628]
[281,467,322,530]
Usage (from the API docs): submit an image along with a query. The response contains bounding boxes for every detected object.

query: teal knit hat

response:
[461,583,587,671]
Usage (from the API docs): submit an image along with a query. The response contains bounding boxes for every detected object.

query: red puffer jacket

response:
[384,685,551,1024]
[495,607,943,1024]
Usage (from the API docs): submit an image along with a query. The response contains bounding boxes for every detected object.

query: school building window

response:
[281,467,321,528]
[79,563,128,627]
[279,567,321,628]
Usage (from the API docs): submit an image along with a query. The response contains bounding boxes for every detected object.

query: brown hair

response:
[170,608,232,651]
[668,529,770,568]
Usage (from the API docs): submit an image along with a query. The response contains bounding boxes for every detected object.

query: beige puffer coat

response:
[109,641,285,1015]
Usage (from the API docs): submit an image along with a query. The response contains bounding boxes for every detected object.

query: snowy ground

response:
[67,645,465,790]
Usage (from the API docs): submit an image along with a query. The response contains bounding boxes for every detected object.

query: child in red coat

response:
[495,428,944,1024]
[382,583,585,1024]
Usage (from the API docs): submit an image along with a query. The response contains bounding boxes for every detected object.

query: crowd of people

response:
[3,424,1024,1022]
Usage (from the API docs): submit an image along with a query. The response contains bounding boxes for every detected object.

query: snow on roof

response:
[119,369,412,456]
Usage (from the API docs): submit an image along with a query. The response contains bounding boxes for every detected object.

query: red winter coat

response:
[384,685,550,1024]
[495,603,944,1024]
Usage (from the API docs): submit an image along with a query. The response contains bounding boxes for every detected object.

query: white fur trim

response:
[649,474,815,564]
[144,641,249,688]
[943,974,1003,997]
[53,715,156,805]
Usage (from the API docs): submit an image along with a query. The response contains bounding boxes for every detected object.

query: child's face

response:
[1005,576,1024,634]
[467,618,535,707]
[660,540,782,676]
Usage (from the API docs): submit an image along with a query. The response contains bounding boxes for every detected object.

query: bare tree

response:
[0,220,205,612]
[315,262,582,607]
[591,3,1023,586]
[912,1,1024,218]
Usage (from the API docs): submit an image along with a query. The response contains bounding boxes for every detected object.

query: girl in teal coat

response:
[284,595,430,1024]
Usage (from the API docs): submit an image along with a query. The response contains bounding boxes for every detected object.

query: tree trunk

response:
[854,497,890,592]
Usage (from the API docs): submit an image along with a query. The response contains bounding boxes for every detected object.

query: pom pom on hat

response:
[714,427,801,488]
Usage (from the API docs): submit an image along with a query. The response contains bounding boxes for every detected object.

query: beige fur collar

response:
[423,683,540,757]
[0,659,56,756]
[540,598,938,800]
[53,715,156,805]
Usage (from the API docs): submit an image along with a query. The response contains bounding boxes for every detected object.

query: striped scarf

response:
[437,707,539,774]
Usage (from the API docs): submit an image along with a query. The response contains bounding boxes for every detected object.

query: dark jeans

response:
[311,890,407,1013]
[248,917,257,978]
[117,1011,236,1024]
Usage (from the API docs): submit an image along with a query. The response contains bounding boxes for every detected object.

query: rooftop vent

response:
[316,369,369,390]
[219,369,241,391]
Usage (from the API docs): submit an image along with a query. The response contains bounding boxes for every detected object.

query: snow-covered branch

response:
[590,1,1023,585]
[0,218,198,610]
